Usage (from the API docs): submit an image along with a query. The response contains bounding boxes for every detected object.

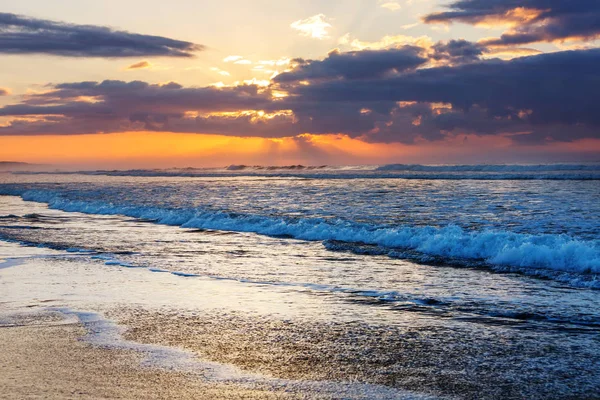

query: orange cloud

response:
[126,60,152,70]
[472,7,545,29]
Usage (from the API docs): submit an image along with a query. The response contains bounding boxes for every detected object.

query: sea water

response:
[1,164,599,398]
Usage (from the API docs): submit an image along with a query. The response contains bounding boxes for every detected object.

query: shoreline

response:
[0,310,297,400]
[0,307,436,400]
[1,221,599,399]
[0,253,437,400]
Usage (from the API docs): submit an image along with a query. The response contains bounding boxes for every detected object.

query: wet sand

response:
[1,247,598,399]
[0,312,295,400]
[113,308,599,400]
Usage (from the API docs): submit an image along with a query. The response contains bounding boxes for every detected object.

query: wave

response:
[376,163,600,172]
[225,164,330,171]
[2,188,599,283]
[12,171,600,180]
[13,163,600,180]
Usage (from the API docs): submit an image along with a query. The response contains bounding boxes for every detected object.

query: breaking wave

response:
[1,188,599,284]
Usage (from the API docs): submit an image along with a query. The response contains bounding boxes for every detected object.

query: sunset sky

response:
[1,0,599,167]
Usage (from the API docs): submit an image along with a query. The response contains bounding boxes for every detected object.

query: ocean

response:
[1,164,599,399]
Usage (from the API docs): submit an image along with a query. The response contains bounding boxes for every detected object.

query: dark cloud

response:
[0,80,273,135]
[0,88,10,96]
[0,12,203,58]
[277,48,600,142]
[0,49,599,145]
[288,49,600,128]
[430,39,485,64]
[424,0,600,46]
[21,80,270,112]
[274,47,427,83]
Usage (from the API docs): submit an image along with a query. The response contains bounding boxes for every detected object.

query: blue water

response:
[1,165,599,285]
[2,165,600,398]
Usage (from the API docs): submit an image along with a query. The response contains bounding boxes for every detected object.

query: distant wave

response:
[376,163,600,172]
[13,163,600,180]
[1,188,598,284]
[225,164,330,171]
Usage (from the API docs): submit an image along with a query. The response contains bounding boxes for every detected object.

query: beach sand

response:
[0,312,294,399]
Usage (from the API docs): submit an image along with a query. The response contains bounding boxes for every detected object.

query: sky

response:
[0,0,599,168]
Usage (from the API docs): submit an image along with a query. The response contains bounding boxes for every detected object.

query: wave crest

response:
[3,188,598,283]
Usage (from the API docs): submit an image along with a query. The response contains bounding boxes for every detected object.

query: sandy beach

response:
[0,311,297,399]
[1,186,599,399]
[0,245,438,400]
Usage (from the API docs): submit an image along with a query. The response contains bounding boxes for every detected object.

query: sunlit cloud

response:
[553,39,600,51]
[483,47,542,59]
[223,55,252,65]
[379,1,401,12]
[339,33,433,50]
[259,57,291,66]
[424,1,600,47]
[240,78,270,87]
[430,25,450,33]
[290,14,332,40]
[0,88,10,96]
[223,55,244,62]
[211,78,272,88]
[401,22,419,30]
[210,67,231,76]
[252,66,276,74]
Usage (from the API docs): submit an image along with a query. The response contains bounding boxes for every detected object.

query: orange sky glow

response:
[1,132,598,169]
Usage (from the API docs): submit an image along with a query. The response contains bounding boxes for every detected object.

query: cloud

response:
[126,61,151,70]
[283,48,600,142]
[258,58,291,66]
[380,2,402,12]
[211,67,231,76]
[430,39,485,64]
[274,47,428,82]
[0,12,203,58]
[424,1,600,46]
[223,55,244,62]
[0,80,273,135]
[290,14,332,40]
[0,88,10,96]
[339,33,434,50]
[1,48,599,146]
[338,32,532,64]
